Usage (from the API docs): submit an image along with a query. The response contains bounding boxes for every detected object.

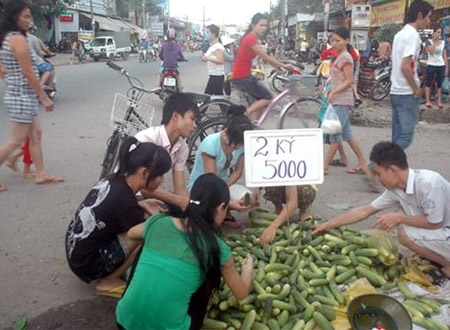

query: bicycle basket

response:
[110,93,155,136]
[288,75,318,98]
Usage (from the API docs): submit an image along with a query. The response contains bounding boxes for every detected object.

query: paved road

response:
[1,52,450,328]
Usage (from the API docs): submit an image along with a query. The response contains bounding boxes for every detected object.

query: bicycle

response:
[185,75,321,172]
[99,61,161,179]
[102,62,234,177]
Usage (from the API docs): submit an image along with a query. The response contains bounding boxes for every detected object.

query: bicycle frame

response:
[255,88,291,126]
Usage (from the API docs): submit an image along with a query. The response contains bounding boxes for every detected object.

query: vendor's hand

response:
[260,225,278,246]
[40,94,54,111]
[328,91,335,103]
[139,199,167,216]
[200,55,207,62]
[311,222,329,235]
[375,213,403,231]
[229,199,249,212]
[241,254,254,273]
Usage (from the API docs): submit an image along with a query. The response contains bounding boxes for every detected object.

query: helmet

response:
[166,28,176,40]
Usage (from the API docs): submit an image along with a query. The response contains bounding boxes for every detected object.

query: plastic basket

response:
[110,93,155,136]
[288,75,318,98]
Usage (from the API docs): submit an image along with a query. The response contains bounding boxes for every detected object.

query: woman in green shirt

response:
[116,173,254,330]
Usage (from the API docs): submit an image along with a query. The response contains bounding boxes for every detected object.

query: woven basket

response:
[288,75,318,98]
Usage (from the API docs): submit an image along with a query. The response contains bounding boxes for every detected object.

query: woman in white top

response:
[425,27,448,109]
[201,24,225,95]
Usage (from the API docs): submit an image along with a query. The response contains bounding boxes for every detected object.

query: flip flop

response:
[347,168,365,175]
[329,159,348,167]
[35,175,64,185]
[96,285,126,299]
[438,103,444,109]
[23,172,36,179]
[425,103,433,109]
[222,216,241,228]
[0,184,7,192]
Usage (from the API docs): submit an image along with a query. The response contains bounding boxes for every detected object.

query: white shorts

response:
[403,224,450,261]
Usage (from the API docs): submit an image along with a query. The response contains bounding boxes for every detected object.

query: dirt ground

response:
[4,55,450,330]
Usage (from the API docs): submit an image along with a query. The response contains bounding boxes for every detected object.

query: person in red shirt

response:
[232,13,292,119]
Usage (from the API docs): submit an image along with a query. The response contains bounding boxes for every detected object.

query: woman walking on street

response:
[424,27,448,109]
[201,24,225,95]
[323,27,367,175]
[0,0,61,192]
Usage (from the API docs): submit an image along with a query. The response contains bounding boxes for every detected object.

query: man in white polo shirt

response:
[135,93,199,214]
[313,141,450,277]
[390,0,433,149]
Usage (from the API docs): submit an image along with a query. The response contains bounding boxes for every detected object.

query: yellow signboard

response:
[371,0,406,27]
[426,0,450,10]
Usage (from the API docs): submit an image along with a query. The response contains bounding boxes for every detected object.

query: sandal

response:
[6,159,18,172]
[329,159,348,167]
[35,175,64,185]
[222,215,241,228]
[347,167,365,175]
[23,172,37,179]
[0,183,7,192]
[425,103,433,109]
[438,103,444,109]
[96,285,126,299]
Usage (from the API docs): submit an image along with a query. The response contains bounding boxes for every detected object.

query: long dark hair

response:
[113,137,172,185]
[184,173,230,293]
[244,13,268,36]
[225,112,253,146]
[0,0,31,47]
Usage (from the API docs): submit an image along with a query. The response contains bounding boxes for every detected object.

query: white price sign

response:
[244,129,324,187]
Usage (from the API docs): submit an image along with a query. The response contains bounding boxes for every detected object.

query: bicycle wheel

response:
[99,130,123,179]
[198,98,232,119]
[278,98,321,129]
[186,117,227,172]
[271,72,289,93]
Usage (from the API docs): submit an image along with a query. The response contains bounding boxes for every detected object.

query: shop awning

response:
[119,20,142,33]
[80,13,121,31]
[109,18,135,32]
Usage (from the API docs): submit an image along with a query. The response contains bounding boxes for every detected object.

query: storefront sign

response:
[426,0,450,10]
[59,13,74,22]
[351,4,371,28]
[244,129,324,187]
[371,0,406,27]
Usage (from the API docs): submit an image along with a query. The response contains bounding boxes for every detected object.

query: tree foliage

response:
[373,23,402,44]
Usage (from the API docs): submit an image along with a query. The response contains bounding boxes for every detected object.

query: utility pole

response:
[324,0,330,42]
[90,0,95,32]
[142,0,146,29]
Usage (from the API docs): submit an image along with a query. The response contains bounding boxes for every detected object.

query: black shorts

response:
[232,75,272,100]
[204,75,224,95]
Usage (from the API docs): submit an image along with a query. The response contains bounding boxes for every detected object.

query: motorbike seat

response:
[185,92,211,105]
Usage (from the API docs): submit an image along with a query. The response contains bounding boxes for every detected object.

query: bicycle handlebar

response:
[106,61,161,94]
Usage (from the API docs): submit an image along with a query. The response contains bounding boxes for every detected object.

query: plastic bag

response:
[321,104,342,135]
[442,77,449,94]
[367,230,399,266]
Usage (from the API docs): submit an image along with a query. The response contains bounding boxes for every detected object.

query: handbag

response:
[321,104,342,135]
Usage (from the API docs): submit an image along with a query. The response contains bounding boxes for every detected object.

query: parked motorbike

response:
[358,58,391,101]
[369,62,392,101]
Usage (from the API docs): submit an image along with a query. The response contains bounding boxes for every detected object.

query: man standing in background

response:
[389,0,433,149]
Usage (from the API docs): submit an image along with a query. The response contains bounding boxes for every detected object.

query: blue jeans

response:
[390,94,420,149]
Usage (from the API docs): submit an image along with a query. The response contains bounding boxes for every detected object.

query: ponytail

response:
[112,137,172,184]
[183,174,231,293]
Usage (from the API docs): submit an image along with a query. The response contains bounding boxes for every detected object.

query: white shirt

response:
[371,169,450,226]
[300,41,308,52]
[135,125,188,172]
[426,39,445,66]
[390,24,421,95]
[205,42,225,76]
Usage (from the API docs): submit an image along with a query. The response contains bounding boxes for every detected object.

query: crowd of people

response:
[1,0,450,328]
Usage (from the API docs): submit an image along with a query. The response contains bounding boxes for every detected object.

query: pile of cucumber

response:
[202,217,450,330]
